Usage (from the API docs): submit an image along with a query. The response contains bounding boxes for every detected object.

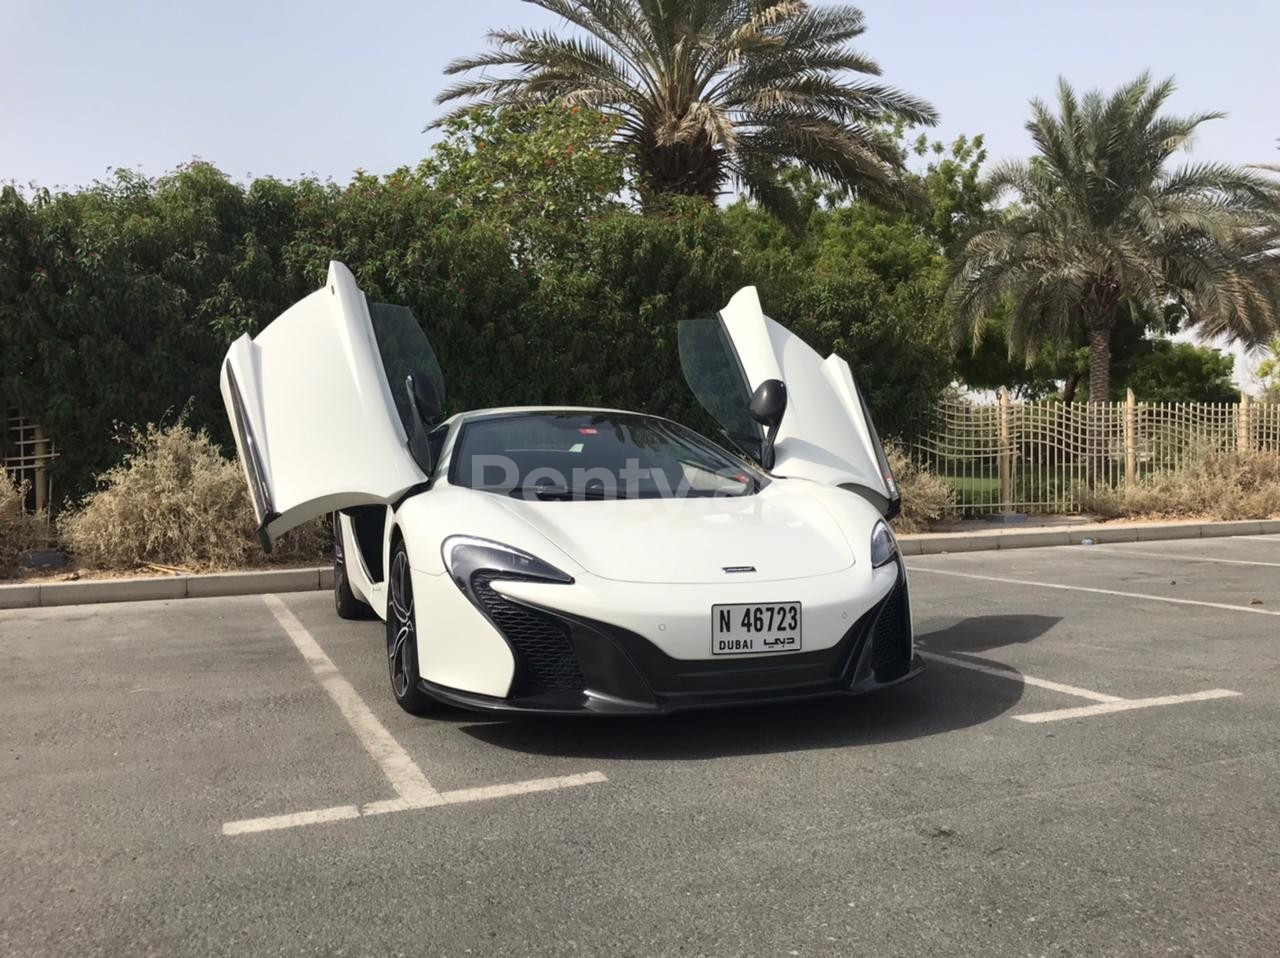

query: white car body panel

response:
[387,476,898,689]
[494,488,899,662]
[718,286,898,503]
[491,485,855,584]
[220,261,425,543]
[225,264,919,714]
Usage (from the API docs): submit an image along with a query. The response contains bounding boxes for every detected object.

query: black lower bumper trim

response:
[417,653,924,717]
[419,562,921,716]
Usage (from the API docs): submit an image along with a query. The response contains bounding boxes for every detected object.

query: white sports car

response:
[221,262,922,716]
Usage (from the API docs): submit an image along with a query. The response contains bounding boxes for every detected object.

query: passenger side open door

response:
[220,261,444,549]
[678,286,900,518]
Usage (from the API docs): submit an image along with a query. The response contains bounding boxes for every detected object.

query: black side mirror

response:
[747,378,786,470]
[405,374,445,474]
[407,373,444,427]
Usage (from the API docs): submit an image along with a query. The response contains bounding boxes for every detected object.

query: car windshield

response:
[451,412,765,499]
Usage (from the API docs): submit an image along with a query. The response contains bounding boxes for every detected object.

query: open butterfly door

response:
[678,286,901,518]
[220,261,443,550]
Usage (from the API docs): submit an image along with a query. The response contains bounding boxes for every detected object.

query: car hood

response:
[493,482,856,584]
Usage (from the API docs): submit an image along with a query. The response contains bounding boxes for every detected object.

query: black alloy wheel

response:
[385,539,438,716]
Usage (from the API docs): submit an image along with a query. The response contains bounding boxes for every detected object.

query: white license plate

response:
[711,602,802,655]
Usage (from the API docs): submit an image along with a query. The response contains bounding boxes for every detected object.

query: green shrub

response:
[886,442,954,533]
[3,132,954,507]
[1081,450,1280,520]
[57,421,328,570]
[1,470,42,576]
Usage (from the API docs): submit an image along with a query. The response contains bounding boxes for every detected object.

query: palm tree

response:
[949,74,1280,402]
[433,1,937,217]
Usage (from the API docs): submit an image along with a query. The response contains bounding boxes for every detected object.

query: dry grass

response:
[1081,449,1280,521]
[886,441,954,534]
[57,421,329,571]
[1,470,45,576]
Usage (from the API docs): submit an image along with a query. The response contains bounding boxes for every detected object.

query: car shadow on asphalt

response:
[918,613,1060,654]
[452,614,1058,761]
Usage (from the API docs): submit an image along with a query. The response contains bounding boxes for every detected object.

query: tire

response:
[334,515,376,620]
[386,538,438,716]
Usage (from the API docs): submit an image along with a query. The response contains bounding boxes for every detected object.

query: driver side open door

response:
[678,286,901,518]
[220,261,442,549]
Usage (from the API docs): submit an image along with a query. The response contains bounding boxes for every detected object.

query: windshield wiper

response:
[508,483,613,501]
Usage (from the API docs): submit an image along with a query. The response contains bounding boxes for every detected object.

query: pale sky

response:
[4,0,1277,189]
[4,0,1277,385]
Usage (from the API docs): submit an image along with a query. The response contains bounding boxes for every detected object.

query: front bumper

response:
[417,560,922,715]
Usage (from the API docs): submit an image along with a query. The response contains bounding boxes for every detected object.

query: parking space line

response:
[908,566,1280,616]
[223,805,361,836]
[221,596,609,836]
[1074,546,1280,568]
[918,650,1123,702]
[438,771,609,805]
[261,594,443,807]
[1014,689,1242,724]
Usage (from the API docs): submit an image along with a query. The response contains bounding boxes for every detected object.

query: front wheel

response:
[386,539,438,716]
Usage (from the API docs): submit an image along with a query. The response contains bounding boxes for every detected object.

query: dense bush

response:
[885,442,954,533]
[57,421,328,570]
[1081,450,1280,521]
[1,470,42,575]
[724,200,955,437]
[1,109,958,509]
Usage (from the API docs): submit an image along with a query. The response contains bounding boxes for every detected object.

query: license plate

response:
[711,602,802,655]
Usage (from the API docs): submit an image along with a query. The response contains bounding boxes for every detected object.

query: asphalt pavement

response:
[2,535,1279,956]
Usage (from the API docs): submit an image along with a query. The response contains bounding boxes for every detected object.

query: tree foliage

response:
[949,74,1280,402]
[0,166,305,499]
[1114,340,1237,402]
[722,188,954,435]
[435,0,937,220]
[1255,339,1280,401]
[2,108,957,505]
[418,104,626,261]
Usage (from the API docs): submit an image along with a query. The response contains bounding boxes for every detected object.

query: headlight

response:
[441,535,574,595]
[870,520,898,568]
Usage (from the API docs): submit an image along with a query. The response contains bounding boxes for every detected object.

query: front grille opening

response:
[870,573,911,682]
[471,573,585,696]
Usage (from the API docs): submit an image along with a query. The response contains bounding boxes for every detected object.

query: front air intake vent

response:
[471,573,585,695]
[870,570,911,681]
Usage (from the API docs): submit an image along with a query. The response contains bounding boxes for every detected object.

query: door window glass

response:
[367,302,446,436]
[677,318,763,462]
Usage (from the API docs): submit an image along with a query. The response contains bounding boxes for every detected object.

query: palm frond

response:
[431,0,935,205]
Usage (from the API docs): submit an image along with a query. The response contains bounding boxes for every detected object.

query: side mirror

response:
[747,378,786,471]
[407,373,445,427]
[405,374,445,475]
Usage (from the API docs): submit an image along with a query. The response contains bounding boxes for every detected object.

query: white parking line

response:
[919,650,1122,702]
[437,771,608,806]
[919,647,1241,724]
[261,594,442,807]
[908,566,1280,616]
[1014,690,1242,724]
[221,596,607,836]
[224,804,361,836]
[1074,546,1280,568]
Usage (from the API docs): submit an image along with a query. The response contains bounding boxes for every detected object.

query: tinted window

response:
[367,302,446,436]
[677,317,763,462]
[452,413,764,499]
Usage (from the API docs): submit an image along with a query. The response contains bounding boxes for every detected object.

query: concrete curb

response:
[898,518,1280,556]
[2,519,1278,609]
[0,567,330,610]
